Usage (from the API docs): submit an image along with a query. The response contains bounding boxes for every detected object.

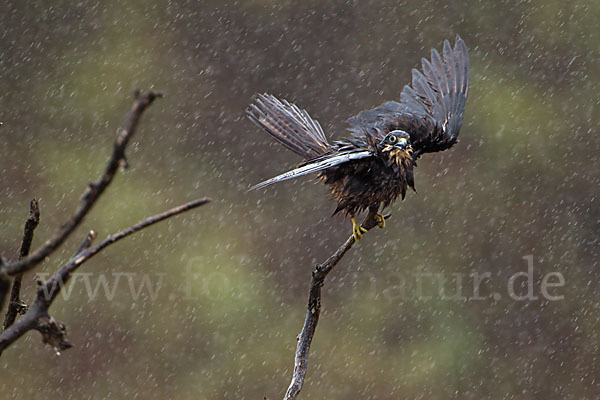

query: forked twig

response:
[2,91,162,277]
[0,198,210,354]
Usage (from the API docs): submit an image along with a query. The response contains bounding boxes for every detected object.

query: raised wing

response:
[247,93,330,160]
[347,36,470,158]
[248,150,372,191]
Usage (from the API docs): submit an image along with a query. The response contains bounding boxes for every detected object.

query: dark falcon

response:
[247,36,470,241]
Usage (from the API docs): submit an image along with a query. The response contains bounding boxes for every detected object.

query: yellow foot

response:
[374,213,386,229]
[351,217,368,242]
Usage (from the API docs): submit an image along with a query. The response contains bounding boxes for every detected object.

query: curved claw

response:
[351,217,368,242]
[374,213,386,229]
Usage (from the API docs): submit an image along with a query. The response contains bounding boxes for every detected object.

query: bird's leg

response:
[351,217,368,242]
[374,214,386,229]
[368,205,386,229]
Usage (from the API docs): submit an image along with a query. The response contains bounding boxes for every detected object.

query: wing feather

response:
[346,36,470,158]
[249,151,372,191]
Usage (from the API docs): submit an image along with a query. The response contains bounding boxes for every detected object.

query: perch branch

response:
[0,197,210,354]
[3,199,41,330]
[1,90,162,277]
[283,210,390,400]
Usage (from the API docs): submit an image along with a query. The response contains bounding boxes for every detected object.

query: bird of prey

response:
[247,36,470,241]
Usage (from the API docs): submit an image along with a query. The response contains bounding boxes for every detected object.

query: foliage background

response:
[1,0,598,399]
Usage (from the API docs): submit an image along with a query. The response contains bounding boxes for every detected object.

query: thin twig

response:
[76,230,98,255]
[3,199,41,330]
[0,197,210,354]
[2,91,162,277]
[43,197,211,304]
[283,210,390,400]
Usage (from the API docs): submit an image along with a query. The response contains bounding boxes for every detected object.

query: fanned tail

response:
[247,93,330,160]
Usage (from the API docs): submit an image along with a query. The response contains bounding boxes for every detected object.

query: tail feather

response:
[247,93,330,159]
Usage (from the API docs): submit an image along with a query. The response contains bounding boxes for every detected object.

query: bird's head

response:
[379,130,413,164]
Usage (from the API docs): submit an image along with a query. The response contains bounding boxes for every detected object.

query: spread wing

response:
[248,150,372,191]
[346,35,470,158]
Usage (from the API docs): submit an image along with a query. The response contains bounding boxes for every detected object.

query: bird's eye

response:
[388,135,397,144]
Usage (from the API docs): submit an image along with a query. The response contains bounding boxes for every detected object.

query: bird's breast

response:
[387,148,414,170]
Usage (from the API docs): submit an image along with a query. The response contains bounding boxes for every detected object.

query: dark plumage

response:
[247,36,470,240]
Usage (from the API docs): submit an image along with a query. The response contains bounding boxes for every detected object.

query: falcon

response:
[247,36,470,241]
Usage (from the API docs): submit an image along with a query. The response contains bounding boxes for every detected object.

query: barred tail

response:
[247,93,330,160]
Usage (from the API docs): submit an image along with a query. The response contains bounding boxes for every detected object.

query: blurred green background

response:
[1,0,598,399]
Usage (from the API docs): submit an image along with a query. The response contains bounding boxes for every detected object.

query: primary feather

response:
[347,35,469,158]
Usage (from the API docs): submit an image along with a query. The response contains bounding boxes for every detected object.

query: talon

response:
[351,217,367,242]
[374,213,386,229]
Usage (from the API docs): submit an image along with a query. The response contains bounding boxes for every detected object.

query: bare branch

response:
[44,197,211,304]
[2,90,162,277]
[0,259,9,317]
[0,197,210,354]
[3,199,41,330]
[17,199,41,260]
[283,210,390,400]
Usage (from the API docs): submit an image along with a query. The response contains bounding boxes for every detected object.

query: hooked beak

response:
[394,138,409,151]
